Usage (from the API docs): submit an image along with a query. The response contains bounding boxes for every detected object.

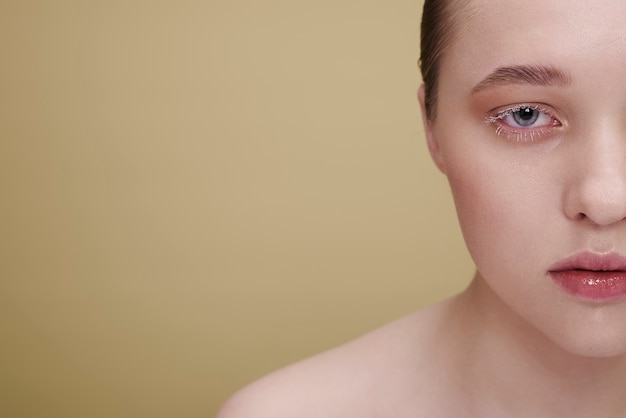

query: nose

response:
[563,128,626,226]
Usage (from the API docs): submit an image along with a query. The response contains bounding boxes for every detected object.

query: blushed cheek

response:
[445,164,543,275]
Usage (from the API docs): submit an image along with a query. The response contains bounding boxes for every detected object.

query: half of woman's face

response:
[424,0,626,357]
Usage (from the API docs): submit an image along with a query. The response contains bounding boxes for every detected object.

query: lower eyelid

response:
[495,126,554,142]
[489,120,560,143]
[484,111,561,143]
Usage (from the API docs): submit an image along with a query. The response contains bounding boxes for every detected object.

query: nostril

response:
[563,177,626,226]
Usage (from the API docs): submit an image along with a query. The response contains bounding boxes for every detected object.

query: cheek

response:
[444,154,559,276]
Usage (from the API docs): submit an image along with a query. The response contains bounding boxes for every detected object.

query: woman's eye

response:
[486,104,561,142]
[506,106,550,128]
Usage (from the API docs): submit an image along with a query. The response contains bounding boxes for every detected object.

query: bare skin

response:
[218,292,467,418]
[218,276,626,417]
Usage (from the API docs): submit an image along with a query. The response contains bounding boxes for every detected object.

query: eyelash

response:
[485,104,561,143]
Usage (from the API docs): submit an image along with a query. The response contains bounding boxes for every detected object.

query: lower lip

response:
[550,270,626,302]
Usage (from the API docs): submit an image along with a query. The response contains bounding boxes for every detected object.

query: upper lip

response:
[549,252,626,272]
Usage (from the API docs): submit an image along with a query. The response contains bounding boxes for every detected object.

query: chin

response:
[547,319,626,359]
[560,340,626,359]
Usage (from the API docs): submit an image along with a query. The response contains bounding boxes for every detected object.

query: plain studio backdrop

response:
[1,1,473,416]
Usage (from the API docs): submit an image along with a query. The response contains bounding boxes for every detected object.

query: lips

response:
[548,252,626,302]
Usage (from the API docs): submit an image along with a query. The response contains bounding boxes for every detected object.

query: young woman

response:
[219,0,626,416]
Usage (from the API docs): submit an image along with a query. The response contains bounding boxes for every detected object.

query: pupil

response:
[519,107,534,120]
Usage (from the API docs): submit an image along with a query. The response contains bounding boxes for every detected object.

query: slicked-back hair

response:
[419,0,464,121]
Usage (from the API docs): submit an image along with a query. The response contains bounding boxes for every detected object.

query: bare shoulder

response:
[217,301,455,418]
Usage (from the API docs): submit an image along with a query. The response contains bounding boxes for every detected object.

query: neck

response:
[444,273,626,417]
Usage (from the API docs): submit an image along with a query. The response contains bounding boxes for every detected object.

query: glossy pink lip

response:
[549,252,626,302]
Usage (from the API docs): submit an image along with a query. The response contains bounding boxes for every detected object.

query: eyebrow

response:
[471,65,572,94]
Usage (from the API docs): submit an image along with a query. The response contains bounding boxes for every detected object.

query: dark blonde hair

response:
[419,0,463,121]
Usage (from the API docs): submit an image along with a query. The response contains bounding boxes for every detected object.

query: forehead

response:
[440,0,626,93]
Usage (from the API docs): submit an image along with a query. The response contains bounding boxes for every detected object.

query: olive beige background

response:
[1,1,473,417]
